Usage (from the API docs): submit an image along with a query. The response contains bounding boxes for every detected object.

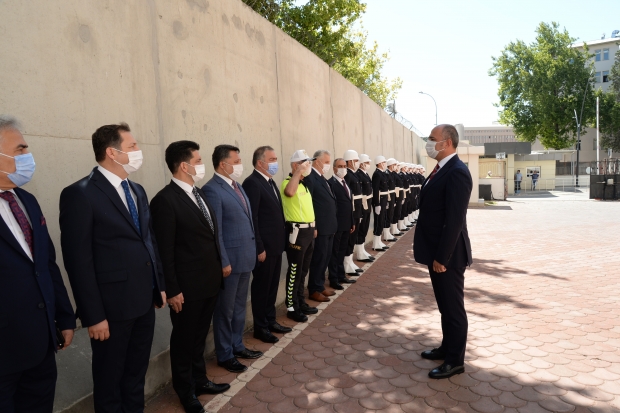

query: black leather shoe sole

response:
[286,311,308,322]
[269,324,293,334]
[428,364,464,379]
[421,349,446,360]
[300,306,318,315]
[355,258,373,262]
[217,360,247,373]
[329,283,344,290]
[253,332,279,343]
[234,349,263,359]
[195,382,231,395]
[340,278,356,284]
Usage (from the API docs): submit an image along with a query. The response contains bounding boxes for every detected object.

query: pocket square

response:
[41,215,46,226]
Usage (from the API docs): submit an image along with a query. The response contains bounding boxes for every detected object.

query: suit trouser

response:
[251,253,283,329]
[308,233,334,295]
[373,196,388,236]
[392,194,403,224]
[428,265,468,366]
[346,206,362,255]
[329,230,349,284]
[170,297,217,401]
[0,346,56,413]
[357,206,371,244]
[385,196,395,228]
[213,271,251,362]
[284,227,315,310]
[91,306,155,413]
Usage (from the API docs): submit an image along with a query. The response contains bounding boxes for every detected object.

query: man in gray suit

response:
[202,145,262,373]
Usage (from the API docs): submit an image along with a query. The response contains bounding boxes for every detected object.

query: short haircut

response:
[212,144,239,169]
[165,140,200,173]
[92,123,131,162]
[313,149,331,159]
[333,157,344,166]
[0,115,21,141]
[252,145,274,167]
[441,124,459,149]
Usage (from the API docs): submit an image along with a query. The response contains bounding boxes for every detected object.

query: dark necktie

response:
[192,186,214,232]
[342,179,350,198]
[0,191,33,256]
[269,178,280,201]
[232,181,249,213]
[121,181,141,232]
[427,164,440,183]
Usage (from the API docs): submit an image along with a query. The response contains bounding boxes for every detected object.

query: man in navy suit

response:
[0,116,75,413]
[414,124,473,380]
[60,123,166,412]
[242,146,292,344]
[202,145,262,374]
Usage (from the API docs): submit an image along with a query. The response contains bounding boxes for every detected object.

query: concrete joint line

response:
[202,236,402,412]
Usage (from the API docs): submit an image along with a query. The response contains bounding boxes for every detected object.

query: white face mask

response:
[321,163,331,175]
[353,161,360,171]
[224,163,243,181]
[185,162,205,183]
[425,139,447,160]
[113,149,143,174]
[336,167,347,179]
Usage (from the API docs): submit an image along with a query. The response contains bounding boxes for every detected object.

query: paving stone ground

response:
[146,191,620,413]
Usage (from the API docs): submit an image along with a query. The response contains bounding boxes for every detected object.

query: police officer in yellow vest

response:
[280,150,318,323]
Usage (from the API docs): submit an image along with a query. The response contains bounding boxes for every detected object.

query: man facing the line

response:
[414,124,473,379]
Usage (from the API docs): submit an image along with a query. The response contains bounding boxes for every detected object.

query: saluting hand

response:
[88,319,110,341]
[167,292,184,313]
[432,260,447,273]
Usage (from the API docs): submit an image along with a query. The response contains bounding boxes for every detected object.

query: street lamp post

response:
[419,91,437,126]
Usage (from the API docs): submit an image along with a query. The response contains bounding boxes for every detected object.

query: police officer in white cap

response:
[371,156,390,250]
[342,150,364,276]
[354,154,375,262]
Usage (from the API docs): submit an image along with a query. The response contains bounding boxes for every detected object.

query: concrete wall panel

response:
[330,70,365,158]
[361,97,382,162]
[380,110,394,158]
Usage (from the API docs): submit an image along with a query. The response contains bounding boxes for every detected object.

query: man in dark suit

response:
[303,150,338,303]
[0,116,75,413]
[150,141,229,413]
[242,146,292,344]
[327,158,357,290]
[414,124,473,380]
[202,145,262,374]
[60,123,166,412]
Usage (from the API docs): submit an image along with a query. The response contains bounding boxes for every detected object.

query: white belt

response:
[413,185,422,188]
[288,221,315,228]
[379,191,390,196]
[365,194,373,199]
[353,195,364,200]
[389,190,396,193]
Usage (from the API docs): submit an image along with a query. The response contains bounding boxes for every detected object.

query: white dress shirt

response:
[97,165,137,213]
[333,174,351,198]
[215,172,234,188]
[171,177,212,220]
[0,188,33,260]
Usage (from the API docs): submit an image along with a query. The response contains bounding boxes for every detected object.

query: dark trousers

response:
[0,346,56,413]
[285,227,314,310]
[329,230,349,284]
[385,197,395,228]
[428,265,468,366]
[92,306,155,413]
[346,208,362,255]
[251,253,283,329]
[357,206,372,244]
[170,297,217,402]
[308,233,334,295]
[373,197,387,236]
[392,195,403,224]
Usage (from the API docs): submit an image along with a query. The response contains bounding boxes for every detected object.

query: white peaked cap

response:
[359,154,371,163]
[290,149,313,162]
[398,162,406,167]
[343,150,360,161]
[386,158,398,166]
[374,155,386,165]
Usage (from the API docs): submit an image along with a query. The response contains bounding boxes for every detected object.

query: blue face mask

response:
[0,152,36,187]
[266,161,278,176]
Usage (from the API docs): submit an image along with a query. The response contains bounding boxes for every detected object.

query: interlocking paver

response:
[146,194,620,412]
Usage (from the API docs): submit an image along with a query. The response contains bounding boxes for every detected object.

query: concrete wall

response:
[0,1,425,411]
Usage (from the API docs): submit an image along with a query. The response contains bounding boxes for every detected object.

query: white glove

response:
[402,199,405,205]
[386,202,390,209]
[374,206,381,215]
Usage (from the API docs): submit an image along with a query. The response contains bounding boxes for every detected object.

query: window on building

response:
[603,71,610,82]
[603,48,609,60]
[595,49,601,61]
[594,72,601,83]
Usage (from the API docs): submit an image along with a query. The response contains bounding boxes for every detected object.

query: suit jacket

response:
[242,170,286,257]
[202,174,256,273]
[372,169,389,207]
[344,169,363,216]
[59,167,165,327]
[328,177,354,232]
[0,188,75,376]
[150,181,223,302]
[303,169,337,235]
[413,155,473,268]
[356,169,373,198]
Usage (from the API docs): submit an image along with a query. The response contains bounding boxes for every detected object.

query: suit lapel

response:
[91,168,141,237]
[14,188,42,263]
[170,181,212,232]
[422,156,459,193]
[255,171,282,207]
[0,191,31,261]
[215,175,251,220]
[128,180,149,239]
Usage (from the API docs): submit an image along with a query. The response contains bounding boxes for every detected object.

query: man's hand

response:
[155,291,167,308]
[223,265,232,277]
[167,292,184,313]
[88,320,110,341]
[59,329,74,350]
[350,225,356,234]
[258,251,266,262]
[432,260,447,273]
[314,229,318,238]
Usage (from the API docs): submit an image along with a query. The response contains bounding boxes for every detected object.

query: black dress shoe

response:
[233,349,263,359]
[340,278,356,284]
[181,396,206,413]
[269,322,293,334]
[300,304,318,315]
[347,271,361,276]
[428,363,465,379]
[385,238,397,242]
[355,268,363,273]
[329,282,344,290]
[356,257,373,262]
[217,357,247,373]
[195,380,231,395]
[368,256,376,261]
[287,310,308,322]
[254,328,279,343]
[421,348,446,360]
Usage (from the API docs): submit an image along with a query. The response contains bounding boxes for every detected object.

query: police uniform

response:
[371,159,390,251]
[354,163,374,262]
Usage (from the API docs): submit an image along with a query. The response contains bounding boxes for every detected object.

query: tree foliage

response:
[242,0,402,107]
[489,22,595,149]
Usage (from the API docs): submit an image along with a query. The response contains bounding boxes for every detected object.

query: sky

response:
[358,0,620,136]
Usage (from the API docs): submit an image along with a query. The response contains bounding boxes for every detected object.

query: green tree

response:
[242,0,401,107]
[489,22,595,149]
